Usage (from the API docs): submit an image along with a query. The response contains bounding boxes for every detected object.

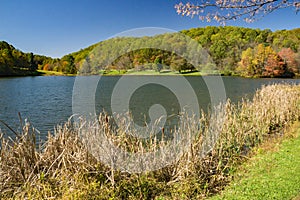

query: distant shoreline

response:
[0,69,299,79]
[39,69,300,78]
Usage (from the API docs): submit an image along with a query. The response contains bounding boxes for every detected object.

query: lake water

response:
[0,76,299,138]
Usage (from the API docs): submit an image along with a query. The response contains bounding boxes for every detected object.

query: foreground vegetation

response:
[0,84,299,199]
[1,26,300,77]
[211,122,300,200]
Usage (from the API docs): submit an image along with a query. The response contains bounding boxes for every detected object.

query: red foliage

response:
[263,54,285,77]
[278,48,299,73]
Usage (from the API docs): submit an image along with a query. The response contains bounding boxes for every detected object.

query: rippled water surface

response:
[0,76,299,138]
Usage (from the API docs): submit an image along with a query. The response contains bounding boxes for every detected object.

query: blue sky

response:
[0,0,299,58]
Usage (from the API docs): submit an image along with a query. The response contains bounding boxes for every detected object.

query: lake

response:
[0,76,299,138]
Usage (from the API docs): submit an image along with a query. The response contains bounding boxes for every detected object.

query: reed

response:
[0,83,299,199]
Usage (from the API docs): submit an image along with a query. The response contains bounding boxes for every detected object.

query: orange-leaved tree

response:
[278,47,299,73]
[237,44,295,77]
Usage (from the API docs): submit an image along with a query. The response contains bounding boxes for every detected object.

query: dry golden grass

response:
[0,83,299,199]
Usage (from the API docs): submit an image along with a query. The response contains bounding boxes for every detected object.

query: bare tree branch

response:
[175,0,300,23]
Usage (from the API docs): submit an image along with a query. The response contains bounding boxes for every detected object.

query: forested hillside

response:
[70,26,300,77]
[0,41,49,76]
[0,40,76,76]
[0,41,61,76]
[182,26,300,77]
[1,26,300,77]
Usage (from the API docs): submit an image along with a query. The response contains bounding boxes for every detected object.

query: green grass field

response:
[98,69,203,76]
[38,69,224,76]
[99,69,224,76]
[210,122,300,200]
[37,70,76,76]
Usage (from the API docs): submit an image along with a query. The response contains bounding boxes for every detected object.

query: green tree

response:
[27,52,37,71]
[63,55,76,74]
[154,56,163,72]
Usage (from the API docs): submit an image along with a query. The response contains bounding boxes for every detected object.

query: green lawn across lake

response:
[210,122,300,200]
[99,69,205,76]
[38,69,220,76]
[37,70,76,76]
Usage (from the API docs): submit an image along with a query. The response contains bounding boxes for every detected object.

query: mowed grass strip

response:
[210,122,300,200]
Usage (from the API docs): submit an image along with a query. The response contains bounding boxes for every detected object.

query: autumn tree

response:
[278,48,299,73]
[175,0,300,23]
[114,54,133,72]
[264,53,285,77]
[237,47,256,76]
[238,44,282,77]
[170,56,186,72]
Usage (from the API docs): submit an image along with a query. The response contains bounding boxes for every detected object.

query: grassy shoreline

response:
[0,68,297,78]
[0,84,299,199]
[38,69,300,78]
[38,69,209,76]
[210,122,300,200]
[37,70,76,76]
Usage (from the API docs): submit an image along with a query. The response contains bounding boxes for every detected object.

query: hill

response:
[0,41,54,76]
[1,26,300,77]
[67,26,300,77]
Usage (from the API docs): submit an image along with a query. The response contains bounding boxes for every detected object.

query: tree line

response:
[0,41,78,76]
[0,41,39,76]
[182,26,300,77]
[79,26,300,77]
[1,26,300,77]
